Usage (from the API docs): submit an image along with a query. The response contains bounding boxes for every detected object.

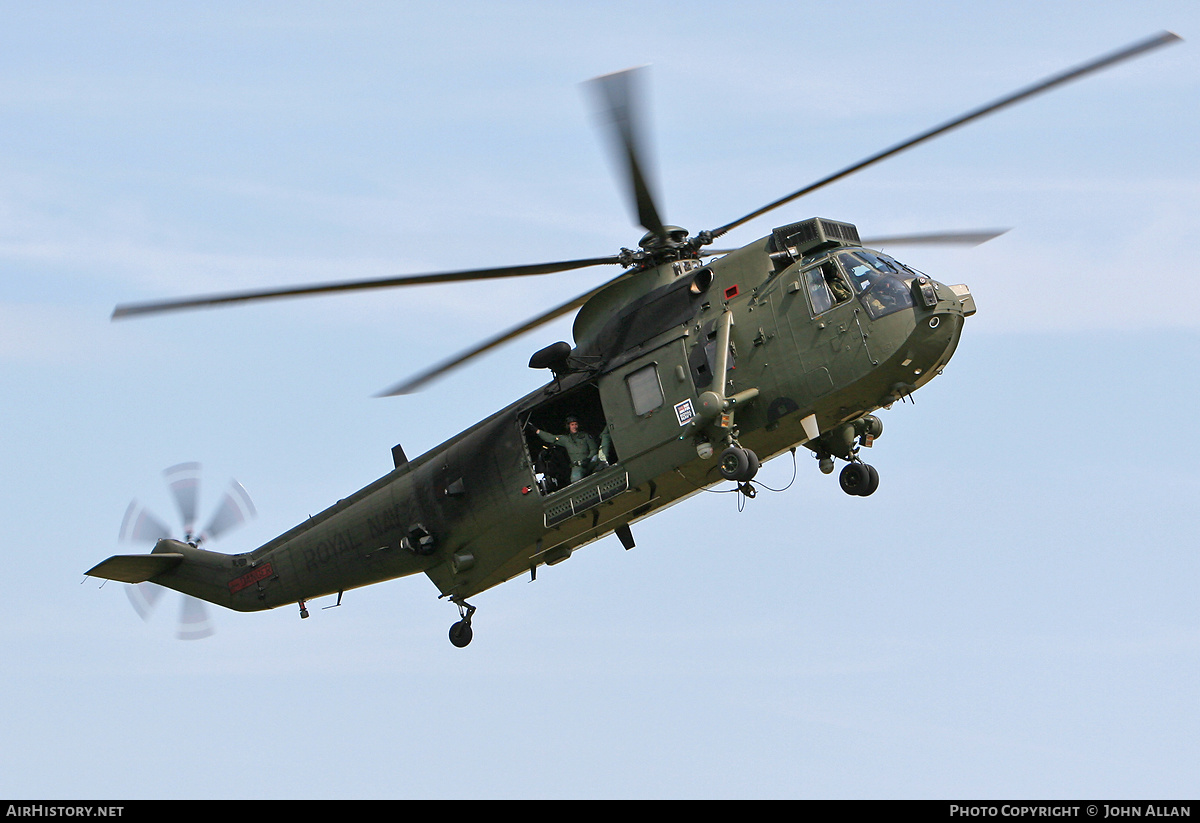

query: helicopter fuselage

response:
[124,218,973,616]
[85,34,1178,645]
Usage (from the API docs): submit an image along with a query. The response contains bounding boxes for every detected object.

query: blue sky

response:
[2,1,1198,799]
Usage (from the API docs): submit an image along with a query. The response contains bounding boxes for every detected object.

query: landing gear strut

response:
[811,415,883,496]
[448,600,476,648]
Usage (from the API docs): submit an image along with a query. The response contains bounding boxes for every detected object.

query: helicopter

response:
[86,32,1179,647]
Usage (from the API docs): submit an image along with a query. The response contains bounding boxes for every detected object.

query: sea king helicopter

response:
[87,33,1179,646]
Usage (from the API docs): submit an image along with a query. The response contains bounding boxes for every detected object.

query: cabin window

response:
[626,364,664,416]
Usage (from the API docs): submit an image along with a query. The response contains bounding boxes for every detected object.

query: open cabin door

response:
[519,334,699,531]
[520,380,630,530]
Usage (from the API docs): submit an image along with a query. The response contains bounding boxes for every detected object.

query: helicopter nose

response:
[948,283,976,317]
[893,280,971,397]
[912,276,975,319]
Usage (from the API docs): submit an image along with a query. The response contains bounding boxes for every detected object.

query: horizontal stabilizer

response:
[86,552,185,584]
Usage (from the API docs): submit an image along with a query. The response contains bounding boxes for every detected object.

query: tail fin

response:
[86,538,257,612]
[86,551,183,584]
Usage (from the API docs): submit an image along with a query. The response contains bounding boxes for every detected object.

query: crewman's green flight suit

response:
[537,426,599,484]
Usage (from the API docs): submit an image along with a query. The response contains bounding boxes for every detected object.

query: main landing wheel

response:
[718,446,760,482]
[839,462,879,496]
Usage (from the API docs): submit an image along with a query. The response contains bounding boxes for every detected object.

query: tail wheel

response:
[448,600,477,648]
[449,621,474,648]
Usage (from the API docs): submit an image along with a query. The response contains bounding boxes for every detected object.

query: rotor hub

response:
[637,226,690,251]
[619,226,703,269]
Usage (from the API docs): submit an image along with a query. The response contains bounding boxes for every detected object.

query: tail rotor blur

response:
[118,463,255,640]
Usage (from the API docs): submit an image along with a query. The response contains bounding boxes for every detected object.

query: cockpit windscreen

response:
[838,252,914,320]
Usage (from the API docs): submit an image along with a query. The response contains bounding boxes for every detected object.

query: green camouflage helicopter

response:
[87,33,1179,647]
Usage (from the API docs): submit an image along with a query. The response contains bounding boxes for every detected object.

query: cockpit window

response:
[856,250,901,275]
[859,276,915,319]
[862,250,925,278]
[803,261,853,316]
[838,252,887,293]
[804,267,833,315]
[837,252,914,320]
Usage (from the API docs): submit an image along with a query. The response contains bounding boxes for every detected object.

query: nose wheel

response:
[839,461,879,496]
[448,600,476,648]
[810,416,882,497]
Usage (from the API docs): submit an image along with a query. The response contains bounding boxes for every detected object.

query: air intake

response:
[772,217,861,257]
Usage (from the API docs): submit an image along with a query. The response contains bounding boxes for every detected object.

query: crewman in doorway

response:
[535,416,600,484]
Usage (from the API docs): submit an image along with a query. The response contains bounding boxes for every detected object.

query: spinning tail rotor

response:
[118,463,256,640]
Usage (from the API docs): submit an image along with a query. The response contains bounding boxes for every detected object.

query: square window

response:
[626,364,664,416]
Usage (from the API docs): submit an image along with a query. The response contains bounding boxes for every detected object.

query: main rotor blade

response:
[708,31,1181,240]
[861,229,1010,247]
[588,67,668,240]
[111,256,623,320]
[377,277,625,396]
[700,228,1009,258]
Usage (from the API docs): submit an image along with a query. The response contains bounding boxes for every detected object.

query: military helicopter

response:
[86,32,1179,647]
